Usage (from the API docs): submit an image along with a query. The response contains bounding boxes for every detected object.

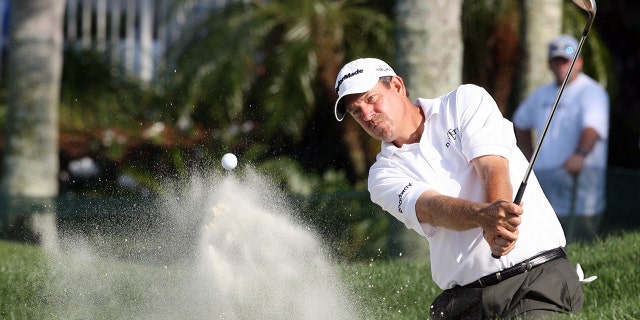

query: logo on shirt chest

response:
[445,127,460,148]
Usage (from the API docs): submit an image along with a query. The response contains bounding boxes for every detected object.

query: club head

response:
[572,0,597,36]
[572,0,596,13]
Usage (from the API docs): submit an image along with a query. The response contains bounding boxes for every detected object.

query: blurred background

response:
[0,0,638,261]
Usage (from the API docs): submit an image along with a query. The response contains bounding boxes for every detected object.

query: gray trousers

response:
[429,257,584,319]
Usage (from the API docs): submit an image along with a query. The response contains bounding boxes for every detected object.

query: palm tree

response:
[1,0,66,242]
[163,0,392,183]
[520,0,563,99]
[461,0,522,114]
[394,0,464,98]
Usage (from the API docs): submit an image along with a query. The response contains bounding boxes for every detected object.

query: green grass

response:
[1,232,639,319]
[0,241,49,319]
[341,231,640,319]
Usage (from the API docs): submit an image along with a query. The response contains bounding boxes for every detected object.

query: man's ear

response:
[390,76,408,97]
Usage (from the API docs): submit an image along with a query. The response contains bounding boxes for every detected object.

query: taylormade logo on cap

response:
[335,69,364,94]
[333,58,396,121]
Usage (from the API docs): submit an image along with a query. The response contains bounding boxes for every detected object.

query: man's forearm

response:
[474,156,513,203]
[414,186,523,258]
[415,192,483,231]
[575,127,600,156]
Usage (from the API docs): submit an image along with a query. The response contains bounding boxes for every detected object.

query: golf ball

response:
[221,153,238,170]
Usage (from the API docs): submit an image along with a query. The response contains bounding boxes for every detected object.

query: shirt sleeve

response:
[581,84,609,139]
[457,85,516,161]
[512,91,538,130]
[368,161,436,238]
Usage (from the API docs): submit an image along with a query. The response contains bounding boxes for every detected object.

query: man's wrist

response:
[575,147,589,157]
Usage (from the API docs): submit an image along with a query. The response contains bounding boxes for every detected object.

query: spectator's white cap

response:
[548,34,580,60]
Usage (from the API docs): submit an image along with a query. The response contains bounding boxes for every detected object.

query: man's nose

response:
[361,107,375,121]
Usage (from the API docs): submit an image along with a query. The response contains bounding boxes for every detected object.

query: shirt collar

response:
[379,98,439,155]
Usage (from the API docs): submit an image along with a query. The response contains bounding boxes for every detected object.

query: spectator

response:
[513,34,610,243]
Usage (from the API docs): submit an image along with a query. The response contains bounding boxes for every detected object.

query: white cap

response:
[548,34,579,60]
[333,58,396,121]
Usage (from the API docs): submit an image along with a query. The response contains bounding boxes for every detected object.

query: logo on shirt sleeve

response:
[397,182,413,213]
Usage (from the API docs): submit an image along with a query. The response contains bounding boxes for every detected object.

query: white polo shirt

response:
[368,84,565,290]
[513,73,609,216]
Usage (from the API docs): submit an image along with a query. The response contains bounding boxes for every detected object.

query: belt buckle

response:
[525,260,533,271]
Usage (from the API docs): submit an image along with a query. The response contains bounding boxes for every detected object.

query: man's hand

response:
[477,200,523,257]
[564,153,586,175]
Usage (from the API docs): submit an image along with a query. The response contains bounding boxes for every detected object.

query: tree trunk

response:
[520,0,563,99]
[0,0,66,243]
[394,0,464,99]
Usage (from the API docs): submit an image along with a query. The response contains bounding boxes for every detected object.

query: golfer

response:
[333,58,584,319]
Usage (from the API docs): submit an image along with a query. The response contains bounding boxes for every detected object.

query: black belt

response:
[466,247,567,288]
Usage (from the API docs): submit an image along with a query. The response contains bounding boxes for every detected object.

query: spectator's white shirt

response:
[369,84,565,290]
[513,73,609,216]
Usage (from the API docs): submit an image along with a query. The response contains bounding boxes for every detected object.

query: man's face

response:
[342,78,404,142]
[549,56,582,84]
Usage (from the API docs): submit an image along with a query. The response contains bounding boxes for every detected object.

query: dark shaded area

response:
[578,2,640,169]
[601,168,640,236]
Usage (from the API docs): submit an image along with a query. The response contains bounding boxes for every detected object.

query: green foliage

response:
[0,98,6,126]
[163,0,392,159]
[292,190,395,262]
[60,50,164,131]
[257,157,324,195]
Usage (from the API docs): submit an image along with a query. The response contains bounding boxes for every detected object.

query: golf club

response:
[492,0,597,259]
